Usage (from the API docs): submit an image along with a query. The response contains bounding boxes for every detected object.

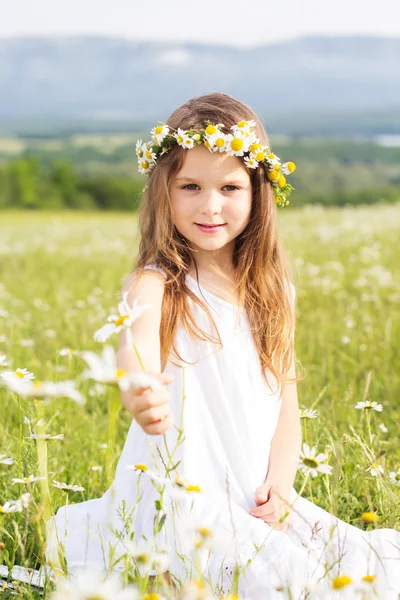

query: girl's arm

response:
[264,353,302,496]
[116,269,166,375]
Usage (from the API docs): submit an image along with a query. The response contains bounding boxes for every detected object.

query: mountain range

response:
[0,35,399,123]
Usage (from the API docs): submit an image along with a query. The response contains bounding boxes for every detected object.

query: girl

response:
[48,93,400,598]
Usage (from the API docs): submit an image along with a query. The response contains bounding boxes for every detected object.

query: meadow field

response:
[0,204,400,598]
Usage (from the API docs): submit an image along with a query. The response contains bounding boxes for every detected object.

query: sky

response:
[2,0,400,46]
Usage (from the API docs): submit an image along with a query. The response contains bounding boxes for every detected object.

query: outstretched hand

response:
[249,480,292,532]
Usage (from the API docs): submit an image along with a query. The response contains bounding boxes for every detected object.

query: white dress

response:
[47,265,400,599]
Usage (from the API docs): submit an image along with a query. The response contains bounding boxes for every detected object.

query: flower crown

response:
[136,119,296,207]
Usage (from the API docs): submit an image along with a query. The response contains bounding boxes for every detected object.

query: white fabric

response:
[47,265,400,598]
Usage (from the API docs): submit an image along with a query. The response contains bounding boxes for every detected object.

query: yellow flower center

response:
[332,575,352,589]
[198,526,213,538]
[0,506,6,513]
[361,512,379,522]
[116,368,127,378]
[140,161,150,169]
[268,153,275,159]
[267,170,279,182]
[250,143,262,153]
[303,457,318,468]
[134,463,149,471]
[194,579,205,589]
[136,553,151,564]
[278,175,287,188]
[145,150,153,159]
[215,137,225,147]
[230,138,244,152]
[362,574,376,583]
[23,477,30,483]
[154,126,163,135]
[184,139,192,146]
[274,163,280,171]
[185,485,201,492]
[16,371,25,378]
[87,596,106,600]
[204,140,211,148]
[144,594,160,600]
[115,315,128,327]
[287,161,296,172]
[206,125,217,135]
[255,151,266,161]
[237,121,248,127]
[177,135,184,144]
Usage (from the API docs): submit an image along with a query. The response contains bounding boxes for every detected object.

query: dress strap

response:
[143,264,168,279]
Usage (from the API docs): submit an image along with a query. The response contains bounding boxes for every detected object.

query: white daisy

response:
[299,408,318,419]
[122,538,170,578]
[204,131,227,153]
[281,161,296,175]
[12,474,46,485]
[244,156,259,169]
[0,354,10,367]
[379,423,388,433]
[231,119,257,134]
[135,139,143,157]
[150,124,169,145]
[20,339,34,347]
[355,400,383,412]
[138,158,154,175]
[225,131,251,157]
[0,454,14,466]
[1,367,35,383]
[142,142,157,163]
[297,443,332,478]
[0,499,23,514]
[174,128,190,148]
[365,462,384,476]
[50,568,138,600]
[265,151,281,168]
[93,292,152,343]
[27,433,64,441]
[2,378,84,405]
[53,480,85,492]
[80,345,164,393]
[59,348,76,357]
[389,468,400,486]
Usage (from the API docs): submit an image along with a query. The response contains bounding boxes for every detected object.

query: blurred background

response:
[0,0,399,211]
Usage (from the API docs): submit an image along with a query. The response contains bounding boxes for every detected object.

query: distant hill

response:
[0,35,399,126]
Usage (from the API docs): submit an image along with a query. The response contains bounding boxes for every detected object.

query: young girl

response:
[48,93,400,598]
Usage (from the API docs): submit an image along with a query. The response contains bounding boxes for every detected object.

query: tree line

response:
[0,156,399,210]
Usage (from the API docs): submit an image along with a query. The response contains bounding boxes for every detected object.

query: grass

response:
[0,204,400,597]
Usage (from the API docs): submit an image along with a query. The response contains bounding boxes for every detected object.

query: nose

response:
[199,189,223,216]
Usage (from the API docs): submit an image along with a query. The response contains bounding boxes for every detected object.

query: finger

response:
[254,494,269,505]
[135,390,170,413]
[249,500,278,518]
[140,405,172,426]
[143,414,174,436]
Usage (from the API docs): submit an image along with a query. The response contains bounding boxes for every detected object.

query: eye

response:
[222,185,240,191]
[182,183,199,191]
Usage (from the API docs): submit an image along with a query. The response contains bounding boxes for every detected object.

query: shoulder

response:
[121,265,167,311]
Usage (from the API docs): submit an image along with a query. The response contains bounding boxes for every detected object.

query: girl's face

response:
[169,145,252,264]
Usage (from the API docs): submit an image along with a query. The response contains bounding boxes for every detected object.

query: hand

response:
[249,480,292,532]
[121,372,174,435]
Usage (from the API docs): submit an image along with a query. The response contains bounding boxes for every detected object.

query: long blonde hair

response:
[134,92,300,391]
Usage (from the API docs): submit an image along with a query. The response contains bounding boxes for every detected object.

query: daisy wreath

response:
[136,119,297,207]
